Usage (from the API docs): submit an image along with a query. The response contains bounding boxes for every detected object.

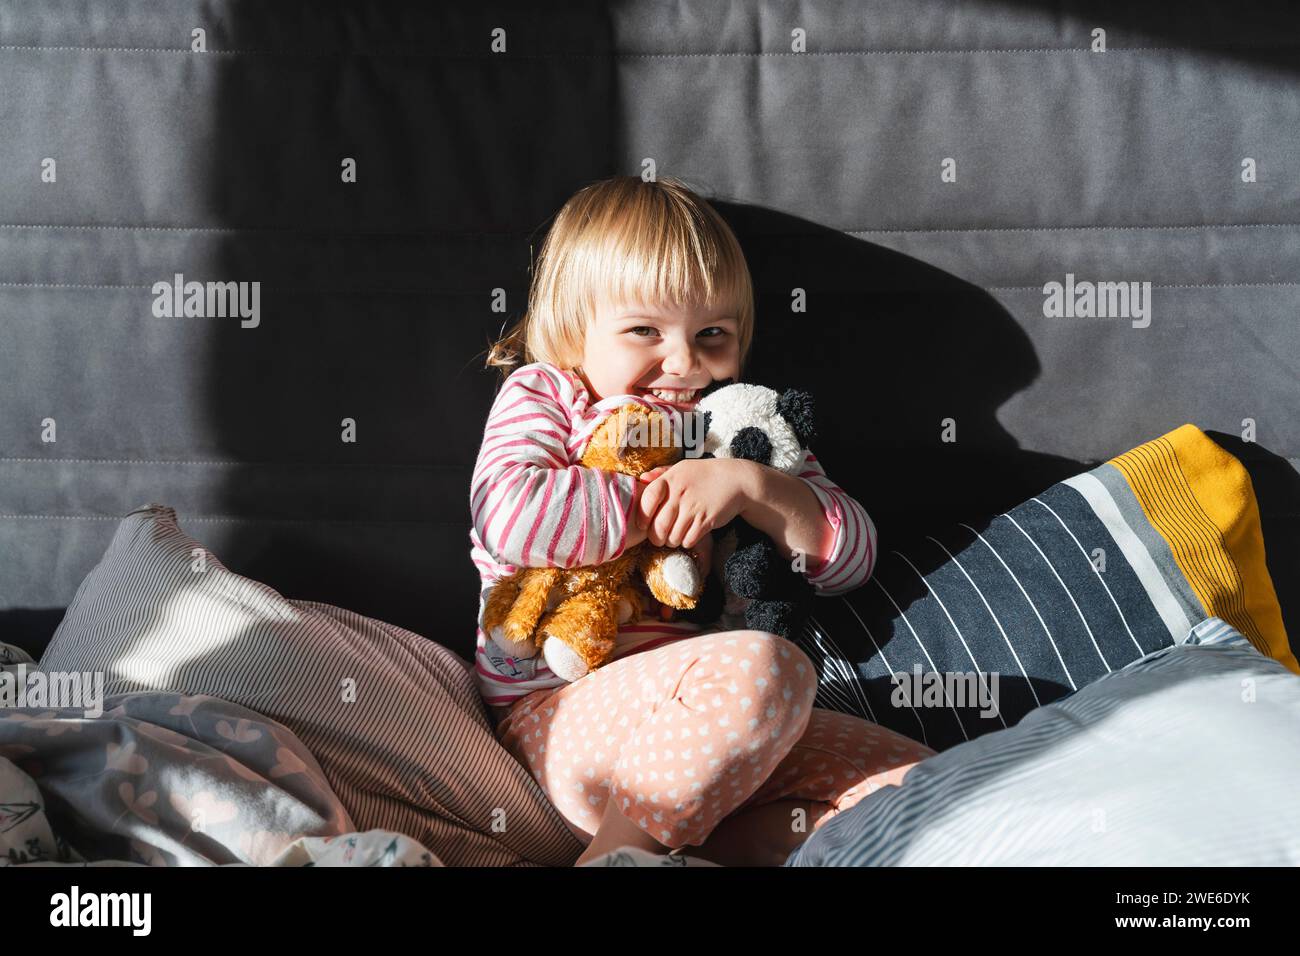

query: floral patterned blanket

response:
[0,642,437,867]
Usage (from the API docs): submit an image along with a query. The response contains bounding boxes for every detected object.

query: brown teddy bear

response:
[480,402,704,682]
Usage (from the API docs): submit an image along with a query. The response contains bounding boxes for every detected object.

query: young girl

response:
[472,176,934,866]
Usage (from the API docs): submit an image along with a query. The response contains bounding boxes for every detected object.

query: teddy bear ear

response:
[614,407,637,459]
[775,388,817,448]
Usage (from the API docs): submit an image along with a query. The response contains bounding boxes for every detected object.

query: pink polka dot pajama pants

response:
[495,630,936,851]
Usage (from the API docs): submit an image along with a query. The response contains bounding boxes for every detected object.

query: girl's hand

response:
[635,458,758,549]
[622,481,651,550]
[689,529,713,578]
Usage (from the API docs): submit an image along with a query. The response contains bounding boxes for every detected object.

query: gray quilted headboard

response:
[3,1,1297,661]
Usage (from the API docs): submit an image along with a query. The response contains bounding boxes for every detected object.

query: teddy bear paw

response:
[657,551,703,603]
[490,627,538,661]
[542,635,590,683]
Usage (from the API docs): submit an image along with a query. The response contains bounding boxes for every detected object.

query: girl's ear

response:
[776,388,817,448]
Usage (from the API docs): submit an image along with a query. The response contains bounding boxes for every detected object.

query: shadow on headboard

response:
[993,0,1300,77]
[711,198,1093,545]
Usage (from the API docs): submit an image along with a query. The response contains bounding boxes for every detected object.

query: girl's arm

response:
[471,364,643,569]
[739,450,878,596]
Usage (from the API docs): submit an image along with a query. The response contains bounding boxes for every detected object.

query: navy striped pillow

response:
[792,424,1295,751]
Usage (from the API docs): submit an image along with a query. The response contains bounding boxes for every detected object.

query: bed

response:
[1,0,1297,866]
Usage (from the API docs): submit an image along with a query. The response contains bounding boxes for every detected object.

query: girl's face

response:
[577,294,741,410]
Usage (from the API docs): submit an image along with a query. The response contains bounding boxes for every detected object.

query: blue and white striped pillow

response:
[792,424,1295,751]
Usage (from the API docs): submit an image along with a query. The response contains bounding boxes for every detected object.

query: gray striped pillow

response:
[36,504,582,867]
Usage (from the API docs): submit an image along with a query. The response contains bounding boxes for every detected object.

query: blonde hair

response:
[485,176,755,381]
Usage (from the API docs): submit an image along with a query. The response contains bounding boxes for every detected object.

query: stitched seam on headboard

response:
[7,222,1298,235]
[0,458,455,469]
[0,223,522,237]
[0,46,1292,58]
[850,224,1300,234]
[0,514,460,525]
[5,281,1300,294]
[0,282,483,297]
[985,282,1300,291]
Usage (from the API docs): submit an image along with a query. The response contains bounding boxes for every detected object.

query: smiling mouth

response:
[635,386,700,404]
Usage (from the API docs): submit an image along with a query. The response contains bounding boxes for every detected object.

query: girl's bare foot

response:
[574,797,672,866]
[688,798,829,867]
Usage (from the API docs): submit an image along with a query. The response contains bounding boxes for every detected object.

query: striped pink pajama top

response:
[469,361,878,707]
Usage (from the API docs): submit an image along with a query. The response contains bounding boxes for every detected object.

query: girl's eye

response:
[625,326,729,340]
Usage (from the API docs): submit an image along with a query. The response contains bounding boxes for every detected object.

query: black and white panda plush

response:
[676,379,818,638]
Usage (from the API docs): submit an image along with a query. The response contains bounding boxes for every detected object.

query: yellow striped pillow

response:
[1109,424,1295,673]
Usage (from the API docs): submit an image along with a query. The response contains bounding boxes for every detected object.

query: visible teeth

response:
[647,388,697,402]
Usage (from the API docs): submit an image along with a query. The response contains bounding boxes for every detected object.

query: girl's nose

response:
[661,340,702,376]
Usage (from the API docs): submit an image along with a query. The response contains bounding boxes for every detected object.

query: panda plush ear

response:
[683,408,712,457]
[775,388,817,449]
[699,377,734,400]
